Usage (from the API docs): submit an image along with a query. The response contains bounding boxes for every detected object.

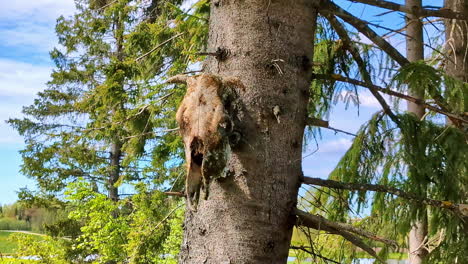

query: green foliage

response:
[10,233,69,264]
[0,231,23,254]
[7,0,209,262]
[392,61,467,113]
[66,180,130,263]
[310,111,468,262]
[126,183,184,263]
[0,231,44,255]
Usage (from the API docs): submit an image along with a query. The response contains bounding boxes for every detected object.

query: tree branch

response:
[321,2,409,67]
[295,208,387,263]
[136,32,185,62]
[313,73,468,124]
[347,0,468,20]
[322,13,400,124]
[307,117,357,136]
[290,246,340,264]
[302,176,468,218]
[164,191,185,197]
[295,208,398,247]
[321,5,454,114]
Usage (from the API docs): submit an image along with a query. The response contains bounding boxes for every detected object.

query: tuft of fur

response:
[173,73,242,210]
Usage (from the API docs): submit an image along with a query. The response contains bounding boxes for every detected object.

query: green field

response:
[0,231,43,255]
[0,231,42,263]
[0,259,37,264]
[0,231,18,255]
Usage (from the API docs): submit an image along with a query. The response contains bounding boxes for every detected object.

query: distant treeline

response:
[0,202,66,232]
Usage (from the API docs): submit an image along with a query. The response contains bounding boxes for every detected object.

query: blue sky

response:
[0,0,76,205]
[0,0,444,205]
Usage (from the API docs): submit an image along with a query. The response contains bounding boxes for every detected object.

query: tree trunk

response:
[179,1,317,263]
[444,0,468,235]
[445,0,468,82]
[405,1,428,263]
[108,140,122,201]
[108,11,124,203]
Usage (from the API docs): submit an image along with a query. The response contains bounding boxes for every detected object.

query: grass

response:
[0,231,18,255]
[0,258,37,264]
[0,231,43,255]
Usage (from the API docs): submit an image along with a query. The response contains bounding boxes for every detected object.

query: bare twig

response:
[164,191,185,197]
[347,0,468,20]
[136,33,185,62]
[295,208,387,263]
[322,13,400,124]
[302,176,468,218]
[313,73,468,124]
[167,74,189,84]
[307,117,357,136]
[290,246,340,264]
[321,2,409,67]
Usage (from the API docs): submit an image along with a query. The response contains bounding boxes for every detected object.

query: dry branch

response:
[322,13,400,123]
[295,208,398,247]
[348,0,468,20]
[302,176,468,218]
[295,208,387,263]
[312,73,468,124]
[307,117,357,136]
[321,2,409,67]
[136,32,184,62]
[290,246,340,264]
[321,4,453,114]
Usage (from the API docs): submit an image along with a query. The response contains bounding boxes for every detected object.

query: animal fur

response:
[169,73,242,210]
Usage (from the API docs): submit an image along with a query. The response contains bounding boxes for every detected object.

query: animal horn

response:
[167,74,188,84]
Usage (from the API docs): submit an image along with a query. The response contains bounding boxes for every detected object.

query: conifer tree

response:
[8,0,468,263]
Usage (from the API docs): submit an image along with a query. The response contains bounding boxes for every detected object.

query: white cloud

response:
[338,90,385,109]
[317,137,353,154]
[0,0,75,24]
[0,0,76,55]
[358,91,382,108]
[0,22,57,53]
[0,59,51,97]
[0,59,53,144]
[0,101,27,144]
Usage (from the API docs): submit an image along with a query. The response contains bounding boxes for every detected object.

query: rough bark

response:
[444,0,468,232]
[445,0,468,82]
[108,13,124,203]
[178,1,317,263]
[405,1,428,263]
[108,140,122,201]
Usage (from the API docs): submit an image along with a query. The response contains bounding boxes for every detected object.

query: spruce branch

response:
[322,13,400,124]
[290,246,340,264]
[347,0,468,20]
[321,5,454,115]
[301,176,468,218]
[295,208,388,263]
[313,73,468,125]
[321,2,409,67]
[136,32,185,62]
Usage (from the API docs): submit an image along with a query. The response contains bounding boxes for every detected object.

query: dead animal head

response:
[169,73,238,210]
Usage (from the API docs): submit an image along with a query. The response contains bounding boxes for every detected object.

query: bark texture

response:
[445,0,468,82]
[179,1,317,263]
[405,1,428,263]
[108,140,122,201]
